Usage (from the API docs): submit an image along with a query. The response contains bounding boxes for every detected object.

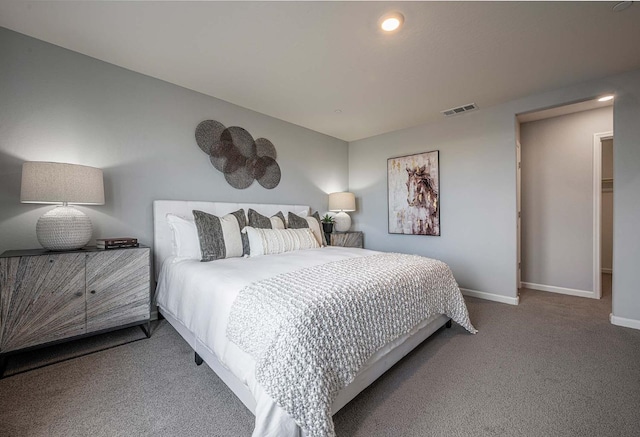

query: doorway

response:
[516,99,613,300]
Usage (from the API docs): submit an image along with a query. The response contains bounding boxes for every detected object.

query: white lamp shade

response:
[20,161,105,205]
[328,192,356,212]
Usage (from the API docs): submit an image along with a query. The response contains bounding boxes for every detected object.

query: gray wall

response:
[609,70,640,323]
[0,28,349,256]
[349,68,640,325]
[349,110,518,299]
[520,107,612,291]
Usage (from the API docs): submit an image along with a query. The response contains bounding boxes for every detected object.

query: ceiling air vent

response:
[441,103,479,117]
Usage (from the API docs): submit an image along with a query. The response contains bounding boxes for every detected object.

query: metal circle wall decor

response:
[195,120,281,189]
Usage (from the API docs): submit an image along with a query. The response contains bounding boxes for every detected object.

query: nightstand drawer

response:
[86,248,150,333]
[0,253,86,352]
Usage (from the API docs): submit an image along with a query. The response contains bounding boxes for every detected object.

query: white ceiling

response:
[1,1,639,141]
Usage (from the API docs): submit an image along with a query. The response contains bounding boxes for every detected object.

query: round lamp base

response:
[36,206,92,251]
[333,211,352,232]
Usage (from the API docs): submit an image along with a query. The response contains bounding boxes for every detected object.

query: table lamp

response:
[329,192,356,232]
[20,161,105,250]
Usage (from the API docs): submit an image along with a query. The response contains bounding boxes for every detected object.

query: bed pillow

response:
[192,209,249,261]
[285,209,309,227]
[243,226,319,256]
[287,211,327,246]
[247,209,286,230]
[166,213,201,259]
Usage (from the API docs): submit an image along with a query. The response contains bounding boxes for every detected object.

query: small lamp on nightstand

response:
[329,192,356,232]
[20,161,105,251]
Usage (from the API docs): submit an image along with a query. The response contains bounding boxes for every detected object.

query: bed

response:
[153,200,476,437]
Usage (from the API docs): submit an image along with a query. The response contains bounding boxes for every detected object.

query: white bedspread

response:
[156,247,382,436]
[228,253,476,437]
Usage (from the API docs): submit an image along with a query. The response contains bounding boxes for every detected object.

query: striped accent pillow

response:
[192,209,249,261]
[287,211,327,246]
[243,227,319,256]
[247,209,286,230]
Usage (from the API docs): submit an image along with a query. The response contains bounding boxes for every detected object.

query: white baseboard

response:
[610,314,640,330]
[460,288,519,305]
[601,268,613,274]
[521,282,597,299]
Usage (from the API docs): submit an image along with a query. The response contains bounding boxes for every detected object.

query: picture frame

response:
[387,150,440,236]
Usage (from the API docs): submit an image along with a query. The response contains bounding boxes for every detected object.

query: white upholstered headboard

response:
[153,200,310,279]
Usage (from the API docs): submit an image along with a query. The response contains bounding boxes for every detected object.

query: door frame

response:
[516,140,522,290]
[593,131,613,299]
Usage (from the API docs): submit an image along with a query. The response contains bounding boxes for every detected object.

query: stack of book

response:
[96,237,139,250]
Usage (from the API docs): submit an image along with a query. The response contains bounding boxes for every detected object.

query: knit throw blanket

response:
[227,253,477,437]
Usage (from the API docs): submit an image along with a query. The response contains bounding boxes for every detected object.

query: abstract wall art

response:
[195,120,281,189]
[388,150,440,236]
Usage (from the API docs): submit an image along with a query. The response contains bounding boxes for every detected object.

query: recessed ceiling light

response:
[379,12,404,32]
[598,95,614,102]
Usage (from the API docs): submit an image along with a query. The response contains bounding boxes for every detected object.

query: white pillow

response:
[270,216,286,229]
[166,213,201,259]
[243,226,319,256]
[303,216,325,247]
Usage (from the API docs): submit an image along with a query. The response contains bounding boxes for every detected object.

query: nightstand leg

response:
[140,321,151,338]
[195,352,204,366]
[445,319,452,329]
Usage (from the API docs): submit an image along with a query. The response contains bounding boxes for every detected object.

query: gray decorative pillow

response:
[287,211,309,229]
[248,209,286,229]
[287,211,327,246]
[192,209,248,261]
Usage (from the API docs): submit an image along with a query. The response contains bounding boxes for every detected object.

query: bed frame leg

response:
[194,352,203,366]
[0,354,7,379]
[445,319,452,329]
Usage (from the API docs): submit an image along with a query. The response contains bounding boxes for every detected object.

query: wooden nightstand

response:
[329,231,364,248]
[0,246,151,377]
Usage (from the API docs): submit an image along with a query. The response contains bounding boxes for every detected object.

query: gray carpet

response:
[1,275,639,436]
